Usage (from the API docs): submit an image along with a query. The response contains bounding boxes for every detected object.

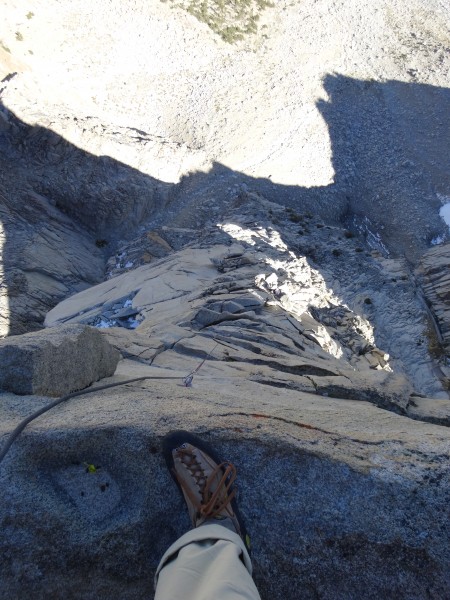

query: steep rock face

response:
[46,194,449,415]
[417,244,450,361]
[3,169,450,600]
[0,187,104,337]
[2,194,447,599]
[0,104,170,336]
[3,186,450,599]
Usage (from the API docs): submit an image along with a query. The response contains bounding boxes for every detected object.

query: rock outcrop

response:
[2,183,450,600]
[417,244,450,369]
[45,194,450,416]
[0,103,170,336]
[0,324,120,396]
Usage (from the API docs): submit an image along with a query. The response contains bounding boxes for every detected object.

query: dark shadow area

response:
[318,74,450,256]
[0,74,450,336]
[1,423,449,599]
[169,75,450,258]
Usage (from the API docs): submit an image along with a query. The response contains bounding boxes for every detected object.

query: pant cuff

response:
[155,523,253,587]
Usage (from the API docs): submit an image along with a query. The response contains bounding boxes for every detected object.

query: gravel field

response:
[1,0,449,257]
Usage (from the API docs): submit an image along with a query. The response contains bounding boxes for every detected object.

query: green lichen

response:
[162,0,274,43]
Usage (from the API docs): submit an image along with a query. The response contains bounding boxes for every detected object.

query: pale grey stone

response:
[0,325,120,396]
[221,300,245,314]
[193,307,222,327]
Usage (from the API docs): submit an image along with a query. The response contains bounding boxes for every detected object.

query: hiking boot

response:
[162,430,251,553]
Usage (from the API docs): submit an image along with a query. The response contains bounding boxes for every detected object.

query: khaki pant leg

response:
[154,524,261,600]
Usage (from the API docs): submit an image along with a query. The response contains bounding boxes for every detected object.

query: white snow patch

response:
[126,318,140,329]
[125,261,134,268]
[439,202,450,231]
[431,234,446,246]
[433,194,450,241]
[96,318,115,328]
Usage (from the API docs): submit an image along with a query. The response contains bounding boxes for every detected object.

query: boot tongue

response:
[193,447,221,493]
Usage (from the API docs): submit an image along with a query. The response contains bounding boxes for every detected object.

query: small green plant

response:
[26,11,34,19]
[425,322,446,360]
[0,40,11,53]
[15,31,23,41]
[84,462,98,474]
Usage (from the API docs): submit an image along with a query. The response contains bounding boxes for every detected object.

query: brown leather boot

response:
[162,430,251,554]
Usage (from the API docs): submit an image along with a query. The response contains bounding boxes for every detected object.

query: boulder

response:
[0,325,120,396]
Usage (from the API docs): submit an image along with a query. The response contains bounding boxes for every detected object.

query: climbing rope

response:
[183,342,219,387]
[0,340,223,466]
[0,375,183,466]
